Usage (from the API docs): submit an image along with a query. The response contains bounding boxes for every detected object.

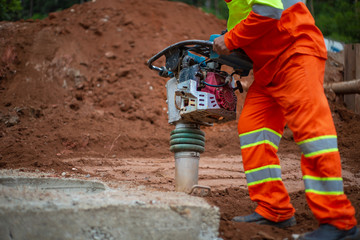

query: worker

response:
[212,0,359,239]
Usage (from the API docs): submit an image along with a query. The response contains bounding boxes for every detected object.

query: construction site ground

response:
[0,0,360,239]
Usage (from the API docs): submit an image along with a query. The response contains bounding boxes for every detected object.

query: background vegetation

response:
[0,0,359,43]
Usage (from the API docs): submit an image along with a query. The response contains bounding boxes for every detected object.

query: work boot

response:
[232,212,296,228]
[298,224,360,240]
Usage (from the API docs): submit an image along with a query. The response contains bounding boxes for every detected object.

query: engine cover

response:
[215,85,237,111]
[165,72,237,125]
[201,72,237,111]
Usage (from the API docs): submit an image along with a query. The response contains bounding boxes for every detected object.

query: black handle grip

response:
[147,40,213,72]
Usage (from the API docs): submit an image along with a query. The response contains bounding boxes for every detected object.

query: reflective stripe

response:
[252,0,283,9]
[246,165,282,186]
[252,4,283,20]
[226,0,301,30]
[239,128,281,150]
[281,0,301,10]
[297,135,338,157]
[303,175,344,195]
[252,0,302,19]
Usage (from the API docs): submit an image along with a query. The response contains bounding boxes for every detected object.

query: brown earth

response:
[1,0,360,239]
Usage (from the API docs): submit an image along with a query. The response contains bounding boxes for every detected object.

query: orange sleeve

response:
[224,11,278,51]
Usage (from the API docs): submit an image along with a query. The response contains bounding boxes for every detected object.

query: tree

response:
[214,0,219,16]
[205,0,211,9]
[192,0,199,7]
[307,0,314,16]
[314,0,360,43]
[0,0,22,21]
[29,0,33,18]
[20,0,90,19]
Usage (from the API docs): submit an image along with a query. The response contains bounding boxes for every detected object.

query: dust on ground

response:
[1,0,360,239]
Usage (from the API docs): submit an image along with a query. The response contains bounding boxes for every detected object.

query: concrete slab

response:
[0,176,220,240]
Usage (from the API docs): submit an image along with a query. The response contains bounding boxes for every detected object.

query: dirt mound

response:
[1,0,360,239]
[0,0,240,171]
[1,0,358,172]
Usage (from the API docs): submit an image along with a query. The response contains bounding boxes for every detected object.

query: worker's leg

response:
[269,54,357,230]
[237,82,295,222]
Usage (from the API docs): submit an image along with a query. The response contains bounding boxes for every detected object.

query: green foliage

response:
[202,1,229,20]
[314,0,360,43]
[0,0,22,21]
[31,13,48,20]
[21,0,89,19]
[1,0,89,21]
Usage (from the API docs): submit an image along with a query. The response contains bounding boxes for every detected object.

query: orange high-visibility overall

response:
[223,0,357,230]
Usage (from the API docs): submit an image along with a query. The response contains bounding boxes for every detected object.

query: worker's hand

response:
[213,35,231,56]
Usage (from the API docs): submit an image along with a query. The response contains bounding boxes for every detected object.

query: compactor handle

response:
[147,38,252,77]
[147,40,213,74]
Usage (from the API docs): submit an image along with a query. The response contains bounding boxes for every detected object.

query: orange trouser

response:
[238,54,357,230]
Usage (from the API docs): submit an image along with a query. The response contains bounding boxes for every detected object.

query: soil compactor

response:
[147,35,253,195]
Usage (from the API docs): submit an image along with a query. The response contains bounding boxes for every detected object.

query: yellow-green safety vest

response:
[226,0,284,30]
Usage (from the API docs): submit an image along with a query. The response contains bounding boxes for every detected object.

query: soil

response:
[0,0,360,239]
